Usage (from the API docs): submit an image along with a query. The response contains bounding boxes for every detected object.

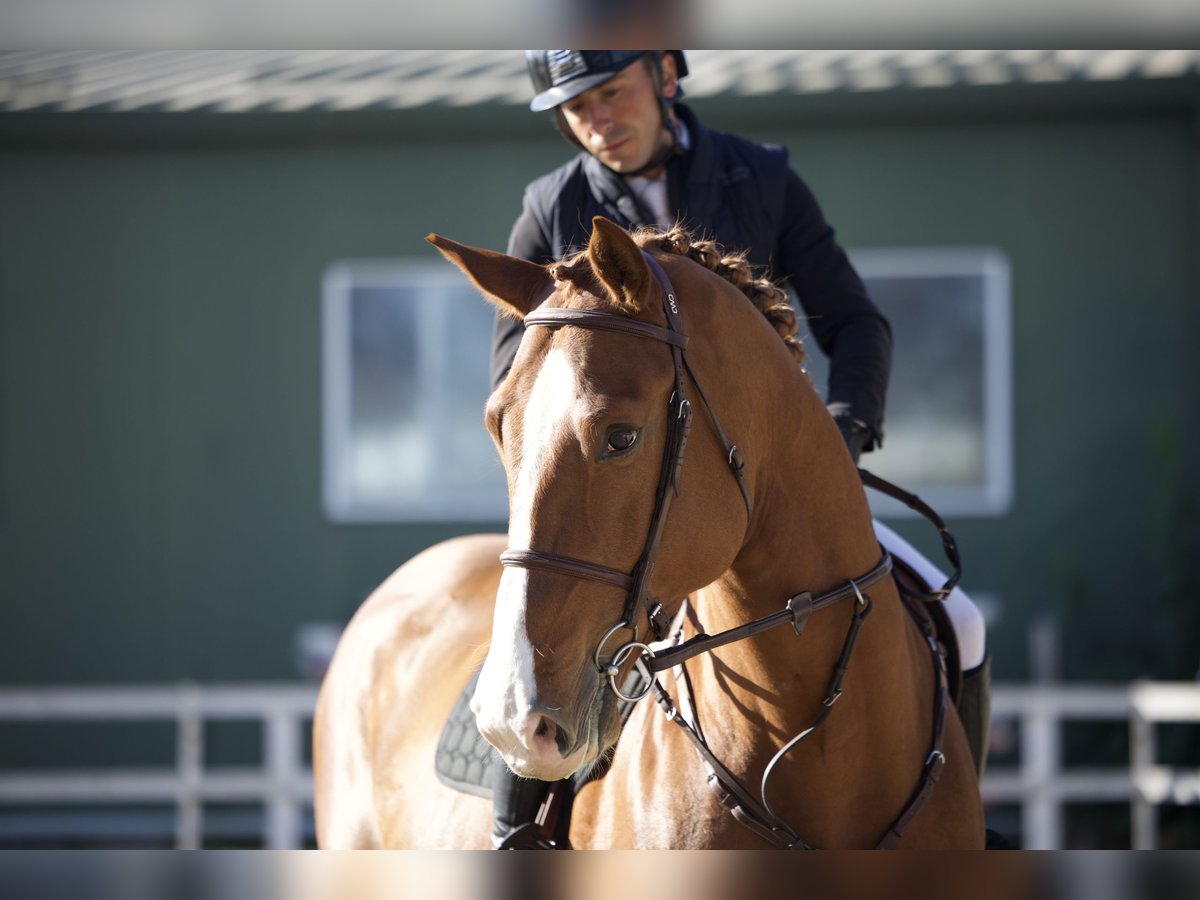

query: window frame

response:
[321,259,508,524]
[321,246,1014,524]
[848,245,1014,518]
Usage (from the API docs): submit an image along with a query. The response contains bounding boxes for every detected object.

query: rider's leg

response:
[872,520,990,776]
[958,653,991,776]
[491,763,555,848]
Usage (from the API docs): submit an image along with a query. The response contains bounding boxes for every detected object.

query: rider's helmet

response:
[524,51,688,174]
[525,51,687,112]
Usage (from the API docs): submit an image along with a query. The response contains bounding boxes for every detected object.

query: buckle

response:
[926,749,946,777]
[727,445,745,475]
[787,592,814,636]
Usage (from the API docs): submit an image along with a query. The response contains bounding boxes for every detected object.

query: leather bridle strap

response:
[519,306,688,349]
[876,633,950,848]
[510,250,750,644]
[681,354,752,517]
[646,556,885,849]
[499,550,633,591]
[640,464,967,849]
[859,467,961,598]
[622,259,692,638]
[649,558,951,850]
[643,552,893,674]
[625,252,752,633]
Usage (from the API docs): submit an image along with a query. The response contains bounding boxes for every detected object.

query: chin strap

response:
[619,123,683,179]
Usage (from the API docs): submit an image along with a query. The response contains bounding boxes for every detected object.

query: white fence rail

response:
[0,683,318,849]
[0,681,1198,848]
[986,681,1200,849]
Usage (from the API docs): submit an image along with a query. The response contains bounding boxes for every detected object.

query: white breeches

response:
[872,519,987,671]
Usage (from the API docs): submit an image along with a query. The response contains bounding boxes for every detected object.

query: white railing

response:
[0,683,318,849]
[984,681,1200,849]
[0,681,1198,848]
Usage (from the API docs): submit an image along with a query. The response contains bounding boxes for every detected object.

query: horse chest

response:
[567,693,760,849]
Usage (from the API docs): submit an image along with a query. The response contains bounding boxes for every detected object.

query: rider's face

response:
[559,57,679,175]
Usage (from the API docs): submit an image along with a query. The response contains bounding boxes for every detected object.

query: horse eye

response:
[605,427,640,455]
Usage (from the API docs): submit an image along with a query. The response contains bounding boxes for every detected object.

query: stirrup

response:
[493,822,557,850]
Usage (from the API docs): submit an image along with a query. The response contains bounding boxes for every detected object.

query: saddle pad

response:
[435,669,639,801]
[434,669,499,799]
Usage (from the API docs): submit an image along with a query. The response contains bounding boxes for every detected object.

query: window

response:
[322,247,1012,523]
[805,247,1013,517]
[322,260,507,522]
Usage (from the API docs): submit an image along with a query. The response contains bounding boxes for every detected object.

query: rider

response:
[494,50,888,460]
[488,50,990,848]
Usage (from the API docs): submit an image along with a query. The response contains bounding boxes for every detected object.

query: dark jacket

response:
[490,103,891,448]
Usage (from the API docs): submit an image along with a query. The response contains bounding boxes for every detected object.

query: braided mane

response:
[633,225,803,364]
[546,224,804,364]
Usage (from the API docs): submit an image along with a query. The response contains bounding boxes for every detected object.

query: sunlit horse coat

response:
[491,102,892,449]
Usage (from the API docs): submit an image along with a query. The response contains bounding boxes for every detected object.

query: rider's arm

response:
[775,170,892,452]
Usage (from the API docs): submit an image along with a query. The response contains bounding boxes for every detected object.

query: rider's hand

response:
[828,404,873,465]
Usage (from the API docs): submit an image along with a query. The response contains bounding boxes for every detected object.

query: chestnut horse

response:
[313,218,985,849]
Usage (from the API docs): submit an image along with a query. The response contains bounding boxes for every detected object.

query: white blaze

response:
[507,347,577,547]
[474,348,578,749]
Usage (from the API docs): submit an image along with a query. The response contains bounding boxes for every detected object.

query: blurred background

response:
[1,49,1198,849]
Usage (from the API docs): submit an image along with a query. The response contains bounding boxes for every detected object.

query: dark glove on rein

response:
[834,413,873,464]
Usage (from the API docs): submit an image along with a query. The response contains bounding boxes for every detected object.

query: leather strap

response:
[874,634,950,848]
[656,569,950,850]
[499,550,633,591]
[507,250,713,643]
[523,307,689,349]
[681,354,753,519]
[654,675,809,848]
[858,468,961,599]
[495,249,963,850]
[644,553,892,674]
[616,252,690,639]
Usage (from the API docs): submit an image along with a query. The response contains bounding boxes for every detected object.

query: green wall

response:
[1,82,1197,686]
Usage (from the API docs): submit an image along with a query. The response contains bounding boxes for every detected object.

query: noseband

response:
[500,251,752,699]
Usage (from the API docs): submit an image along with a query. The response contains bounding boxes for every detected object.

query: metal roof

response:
[2,50,1198,113]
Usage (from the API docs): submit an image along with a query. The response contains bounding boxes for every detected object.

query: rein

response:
[499,251,956,849]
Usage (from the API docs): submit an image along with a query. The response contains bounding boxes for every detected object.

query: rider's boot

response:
[492,763,556,849]
[957,652,991,779]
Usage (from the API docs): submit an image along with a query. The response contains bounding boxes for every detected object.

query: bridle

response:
[497,250,950,849]
[500,250,753,697]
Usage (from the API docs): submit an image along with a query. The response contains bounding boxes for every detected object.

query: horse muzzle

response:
[470,675,601,781]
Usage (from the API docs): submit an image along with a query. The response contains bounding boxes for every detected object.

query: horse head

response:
[428,218,778,780]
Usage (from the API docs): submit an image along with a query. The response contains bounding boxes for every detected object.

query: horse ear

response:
[587,216,654,312]
[426,234,553,319]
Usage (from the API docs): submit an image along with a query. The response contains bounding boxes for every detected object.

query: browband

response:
[523,307,689,349]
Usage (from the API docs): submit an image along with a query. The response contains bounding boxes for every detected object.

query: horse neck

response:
[672,318,930,836]
[687,304,887,680]
[741,383,878,604]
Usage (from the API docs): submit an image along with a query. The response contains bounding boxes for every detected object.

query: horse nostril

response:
[532,714,572,756]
